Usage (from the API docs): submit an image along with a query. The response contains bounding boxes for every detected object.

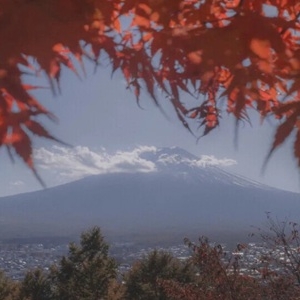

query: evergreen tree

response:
[52,227,117,300]
[0,270,19,300]
[18,268,52,300]
[124,250,195,300]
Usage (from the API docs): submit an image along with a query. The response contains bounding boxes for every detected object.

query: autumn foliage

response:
[159,236,300,300]
[3,224,300,299]
[1,0,300,176]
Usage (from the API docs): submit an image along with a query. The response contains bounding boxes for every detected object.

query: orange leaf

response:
[224,0,241,9]
[49,58,60,79]
[25,120,68,145]
[270,114,297,154]
[142,32,153,43]
[250,39,272,59]
[187,50,203,65]
[138,3,152,15]
[11,126,33,167]
[113,18,121,33]
[122,65,131,82]
[256,60,274,74]
[150,12,160,23]
[189,110,198,119]
[132,15,150,28]
[9,126,45,186]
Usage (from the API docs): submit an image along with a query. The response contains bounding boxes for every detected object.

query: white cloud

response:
[35,145,157,181]
[34,145,237,183]
[156,153,237,168]
[193,155,237,168]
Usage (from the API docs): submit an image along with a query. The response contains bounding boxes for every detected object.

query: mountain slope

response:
[0,147,299,242]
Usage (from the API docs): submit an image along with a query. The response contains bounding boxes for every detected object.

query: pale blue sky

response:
[1,60,299,196]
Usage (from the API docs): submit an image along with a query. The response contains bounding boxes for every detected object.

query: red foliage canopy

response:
[1,0,300,179]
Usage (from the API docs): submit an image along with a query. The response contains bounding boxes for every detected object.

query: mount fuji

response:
[0,147,299,243]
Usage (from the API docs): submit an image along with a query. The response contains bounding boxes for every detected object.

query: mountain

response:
[0,147,299,244]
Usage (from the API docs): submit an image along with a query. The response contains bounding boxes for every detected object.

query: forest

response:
[1,222,300,300]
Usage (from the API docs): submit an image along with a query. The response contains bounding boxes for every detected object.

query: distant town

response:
[0,240,292,281]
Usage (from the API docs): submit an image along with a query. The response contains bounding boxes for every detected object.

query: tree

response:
[50,226,117,300]
[124,249,195,300]
[160,236,300,300]
[256,214,300,285]
[12,227,122,300]
[0,270,19,300]
[0,0,300,177]
[18,268,53,300]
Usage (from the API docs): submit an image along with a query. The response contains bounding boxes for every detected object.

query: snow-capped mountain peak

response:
[35,145,267,191]
[140,147,270,190]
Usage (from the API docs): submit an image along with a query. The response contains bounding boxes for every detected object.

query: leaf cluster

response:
[1,1,300,177]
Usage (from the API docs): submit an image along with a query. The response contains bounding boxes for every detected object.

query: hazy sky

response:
[1,60,299,196]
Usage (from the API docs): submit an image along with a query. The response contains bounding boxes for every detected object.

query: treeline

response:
[1,219,300,300]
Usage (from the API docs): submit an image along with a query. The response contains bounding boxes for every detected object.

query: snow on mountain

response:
[140,146,268,190]
[34,145,237,185]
